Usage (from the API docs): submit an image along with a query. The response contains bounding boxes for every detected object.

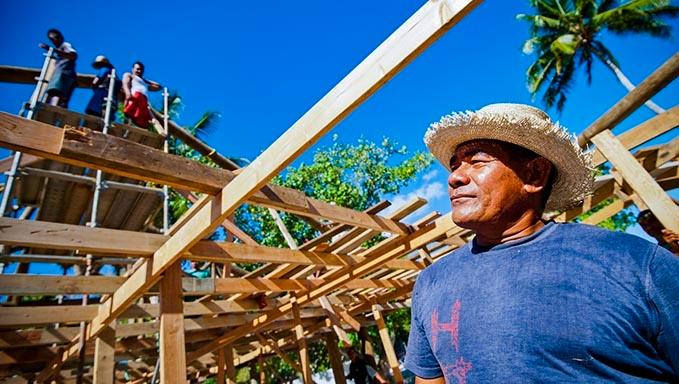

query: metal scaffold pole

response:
[0,47,54,217]
[76,69,117,384]
[162,87,170,233]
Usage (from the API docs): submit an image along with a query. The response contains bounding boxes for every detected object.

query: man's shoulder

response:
[415,244,471,287]
[553,222,654,248]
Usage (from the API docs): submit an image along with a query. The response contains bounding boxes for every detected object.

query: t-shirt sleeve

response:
[646,245,679,374]
[61,42,76,53]
[404,274,443,379]
[97,67,110,79]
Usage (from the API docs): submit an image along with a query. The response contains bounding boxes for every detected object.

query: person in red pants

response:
[122,61,161,128]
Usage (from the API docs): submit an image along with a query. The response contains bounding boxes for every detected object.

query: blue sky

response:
[1,0,678,247]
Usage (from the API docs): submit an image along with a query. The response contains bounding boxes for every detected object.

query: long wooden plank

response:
[0,65,94,88]
[373,305,404,384]
[0,114,407,235]
[0,218,421,270]
[0,274,413,295]
[37,1,479,378]
[0,275,125,295]
[578,53,679,147]
[590,106,679,167]
[591,130,679,232]
[0,294,352,327]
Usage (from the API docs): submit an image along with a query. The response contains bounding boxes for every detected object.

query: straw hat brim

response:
[424,109,594,212]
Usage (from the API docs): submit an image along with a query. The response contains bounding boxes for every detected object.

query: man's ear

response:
[523,157,552,194]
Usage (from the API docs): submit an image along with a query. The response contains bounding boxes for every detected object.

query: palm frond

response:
[527,55,557,94]
[190,111,221,139]
[590,40,621,69]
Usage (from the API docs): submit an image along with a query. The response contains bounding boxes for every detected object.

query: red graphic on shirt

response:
[431,299,461,351]
[430,299,472,384]
[443,358,473,384]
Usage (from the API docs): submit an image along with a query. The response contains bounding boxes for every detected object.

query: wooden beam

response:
[591,130,679,232]
[319,296,352,344]
[0,275,125,295]
[372,305,403,384]
[293,301,313,384]
[92,322,115,384]
[0,65,94,88]
[149,108,239,171]
[0,218,422,271]
[590,106,679,167]
[324,332,346,384]
[36,0,478,377]
[0,274,413,295]
[578,53,679,147]
[0,114,408,235]
[159,263,186,384]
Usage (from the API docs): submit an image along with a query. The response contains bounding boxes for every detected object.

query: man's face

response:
[133,64,144,77]
[48,33,62,47]
[448,140,531,229]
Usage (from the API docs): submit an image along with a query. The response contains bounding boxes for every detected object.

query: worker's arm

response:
[415,376,445,384]
[39,42,76,60]
[54,47,77,61]
[147,80,162,92]
[122,72,133,101]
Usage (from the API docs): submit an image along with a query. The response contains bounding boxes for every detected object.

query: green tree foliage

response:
[518,0,678,111]
[235,135,434,249]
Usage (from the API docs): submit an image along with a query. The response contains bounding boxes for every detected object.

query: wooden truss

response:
[0,1,677,383]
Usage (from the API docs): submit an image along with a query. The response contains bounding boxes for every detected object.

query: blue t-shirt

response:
[405,222,679,383]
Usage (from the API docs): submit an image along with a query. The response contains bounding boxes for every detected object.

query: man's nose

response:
[448,163,471,188]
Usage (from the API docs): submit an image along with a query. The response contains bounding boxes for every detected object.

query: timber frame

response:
[0,2,677,383]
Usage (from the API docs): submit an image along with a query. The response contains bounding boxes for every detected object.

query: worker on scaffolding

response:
[39,28,77,108]
[122,61,161,128]
[85,55,120,121]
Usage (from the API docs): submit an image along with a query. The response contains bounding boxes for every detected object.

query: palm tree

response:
[518,0,678,112]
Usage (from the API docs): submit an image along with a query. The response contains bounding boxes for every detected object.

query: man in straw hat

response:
[404,103,679,383]
[85,55,120,121]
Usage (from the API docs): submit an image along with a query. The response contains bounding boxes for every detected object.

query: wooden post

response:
[293,301,313,384]
[258,353,265,384]
[591,130,679,232]
[224,346,236,384]
[159,262,186,384]
[92,322,116,384]
[372,305,404,384]
[217,348,225,384]
[358,327,375,359]
[324,332,346,384]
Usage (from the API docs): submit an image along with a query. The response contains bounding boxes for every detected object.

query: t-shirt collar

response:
[469,221,557,254]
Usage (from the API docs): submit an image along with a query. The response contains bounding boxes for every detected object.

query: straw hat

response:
[92,55,111,69]
[424,103,593,211]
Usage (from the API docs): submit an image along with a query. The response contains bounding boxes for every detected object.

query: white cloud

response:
[422,169,439,182]
[383,181,446,223]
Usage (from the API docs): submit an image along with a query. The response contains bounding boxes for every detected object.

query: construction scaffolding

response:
[0,1,677,383]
